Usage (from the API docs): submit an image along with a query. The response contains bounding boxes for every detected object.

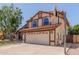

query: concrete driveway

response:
[0,43,64,55]
[67,43,79,55]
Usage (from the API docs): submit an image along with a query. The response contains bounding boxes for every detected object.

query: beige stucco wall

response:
[50,15,58,24]
[38,19,42,26]
[42,13,50,17]
[28,22,32,28]
[24,31,49,45]
[50,30,55,46]
[55,18,65,45]
[22,33,26,42]
[50,31,54,41]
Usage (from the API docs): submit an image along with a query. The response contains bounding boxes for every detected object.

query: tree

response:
[68,24,79,35]
[73,24,79,35]
[0,4,23,40]
[68,26,73,35]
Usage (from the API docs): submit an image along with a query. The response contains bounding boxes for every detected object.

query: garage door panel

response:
[26,31,49,45]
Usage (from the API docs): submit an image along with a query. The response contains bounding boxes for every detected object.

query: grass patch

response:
[0,40,16,46]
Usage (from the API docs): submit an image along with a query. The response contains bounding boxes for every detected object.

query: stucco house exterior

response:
[17,7,70,46]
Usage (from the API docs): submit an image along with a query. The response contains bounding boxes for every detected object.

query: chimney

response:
[54,5,58,16]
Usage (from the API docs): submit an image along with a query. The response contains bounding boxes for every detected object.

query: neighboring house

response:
[17,7,70,46]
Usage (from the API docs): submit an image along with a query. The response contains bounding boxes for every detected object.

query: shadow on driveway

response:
[66,43,79,55]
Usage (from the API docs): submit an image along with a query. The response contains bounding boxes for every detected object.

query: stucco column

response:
[22,33,26,43]
[54,29,56,45]
[49,31,51,45]
[24,33,26,43]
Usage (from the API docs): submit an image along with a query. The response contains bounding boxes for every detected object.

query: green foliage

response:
[68,26,73,35]
[0,4,23,35]
[68,24,79,35]
[73,24,79,35]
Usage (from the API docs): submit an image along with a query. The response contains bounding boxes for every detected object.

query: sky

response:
[0,3,79,28]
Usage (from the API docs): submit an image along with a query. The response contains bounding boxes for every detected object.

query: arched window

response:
[43,17,49,25]
[32,20,38,27]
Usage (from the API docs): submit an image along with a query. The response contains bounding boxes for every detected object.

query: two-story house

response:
[17,7,70,46]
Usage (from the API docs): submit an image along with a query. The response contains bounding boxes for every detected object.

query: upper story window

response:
[32,20,38,27]
[43,17,49,26]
